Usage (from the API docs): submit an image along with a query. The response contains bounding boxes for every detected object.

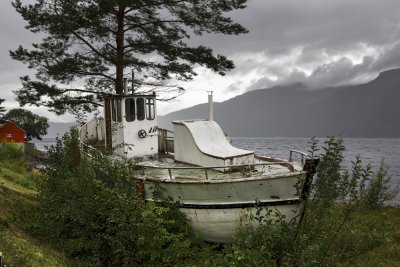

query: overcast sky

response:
[1,0,400,122]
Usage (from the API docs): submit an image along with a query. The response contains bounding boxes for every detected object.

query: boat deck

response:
[134,155,303,181]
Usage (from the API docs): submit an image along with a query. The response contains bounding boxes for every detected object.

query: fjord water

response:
[231,138,400,205]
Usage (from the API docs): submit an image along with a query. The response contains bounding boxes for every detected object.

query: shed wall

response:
[0,122,25,143]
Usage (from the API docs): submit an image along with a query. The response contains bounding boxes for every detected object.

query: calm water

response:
[33,138,58,152]
[34,137,400,205]
[231,137,400,205]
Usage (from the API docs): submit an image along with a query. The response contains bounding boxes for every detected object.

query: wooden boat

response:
[80,91,317,243]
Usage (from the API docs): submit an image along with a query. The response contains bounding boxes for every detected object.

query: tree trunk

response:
[115,5,125,95]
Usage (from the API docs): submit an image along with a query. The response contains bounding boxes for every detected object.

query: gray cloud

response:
[305,56,375,88]
[205,0,400,55]
[0,1,38,83]
[243,55,378,92]
[2,0,400,118]
[373,42,400,70]
[244,77,275,92]
[224,81,245,94]
[195,0,400,93]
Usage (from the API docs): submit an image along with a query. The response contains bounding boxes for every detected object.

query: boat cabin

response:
[80,92,255,170]
[103,93,158,158]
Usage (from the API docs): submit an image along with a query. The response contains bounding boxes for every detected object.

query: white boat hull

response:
[180,202,299,243]
[137,171,304,243]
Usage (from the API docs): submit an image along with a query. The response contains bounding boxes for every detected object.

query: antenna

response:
[207,91,213,121]
[124,78,128,95]
[131,69,135,94]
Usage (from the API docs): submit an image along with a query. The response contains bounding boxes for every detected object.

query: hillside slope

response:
[0,159,83,266]
[160,69,400,137]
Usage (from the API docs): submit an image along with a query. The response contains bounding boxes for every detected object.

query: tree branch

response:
[71,31,114,64]
[60,88,111,96]
[74,70,115,81]
[123,19,205,32]
[124,0,187,14]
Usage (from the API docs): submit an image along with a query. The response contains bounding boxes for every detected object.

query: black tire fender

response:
[138,129,147,138]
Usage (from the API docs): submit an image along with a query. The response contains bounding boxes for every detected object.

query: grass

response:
[0,160,87,266]
[340,206,400,266]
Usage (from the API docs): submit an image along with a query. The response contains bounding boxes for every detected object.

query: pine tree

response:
[11,0,248,115]
[0,98,6,117]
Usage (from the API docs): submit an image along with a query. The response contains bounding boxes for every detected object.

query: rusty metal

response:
[135,160,299,182]
[157,128,175,154]
[135,179,146,200]
[138,161,294,171]
[297,157,320,231]
[103,96,112,150]
[289,150,309,166]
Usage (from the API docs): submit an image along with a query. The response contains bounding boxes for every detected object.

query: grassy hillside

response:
[0,149,85,266]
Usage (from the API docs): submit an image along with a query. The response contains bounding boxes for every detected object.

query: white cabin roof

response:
[173,120,253,159]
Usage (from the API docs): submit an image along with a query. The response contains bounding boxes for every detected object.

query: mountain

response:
[159,68,400,138]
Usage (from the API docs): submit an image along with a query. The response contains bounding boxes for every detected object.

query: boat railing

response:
[79,141,107,160]
[289,150,309,166]
[136,161,296,180]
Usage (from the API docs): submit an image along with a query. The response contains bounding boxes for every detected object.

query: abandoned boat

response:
[80,91,318,243]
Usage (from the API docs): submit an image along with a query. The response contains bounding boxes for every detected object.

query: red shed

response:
[0,120,26,143]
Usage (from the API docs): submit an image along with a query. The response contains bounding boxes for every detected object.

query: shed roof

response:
[0,120,26,133]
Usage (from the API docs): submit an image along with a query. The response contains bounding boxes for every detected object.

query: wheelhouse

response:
[104,93,158,158]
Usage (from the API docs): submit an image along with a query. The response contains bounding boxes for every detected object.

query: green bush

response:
[34,129,209,266]
[219,137,398,266]
[363,161,399,208]
[28,132,398,266]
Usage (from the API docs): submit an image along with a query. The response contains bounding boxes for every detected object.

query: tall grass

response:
[0,143,24,162]
[218,137,399,266]
[0,142,85,266]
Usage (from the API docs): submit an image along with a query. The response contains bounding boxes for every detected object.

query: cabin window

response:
[111,99,116,121]
[146,98,155,120]
[137,98,145,121]
[125,98,135,122]
[116,99,122,122]
[6,133,13,138]
[111,99,122,122]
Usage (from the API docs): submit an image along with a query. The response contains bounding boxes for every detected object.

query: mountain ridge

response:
[159,68,400,137]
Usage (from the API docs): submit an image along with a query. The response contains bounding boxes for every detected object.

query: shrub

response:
[219,137,398,266]
[35,129,208,266]
[363,161,399,208]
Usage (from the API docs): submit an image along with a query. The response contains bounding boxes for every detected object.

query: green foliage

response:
[3,108,49,141]
[218,210,297,266]
[0,98,6,116]
[11,0,248,115]
[35,129,209,266]
[218,137,398,266]
[0,143,24,162]
[0,152,87,266]
[363,161,399,208]
[1,133,399,266]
